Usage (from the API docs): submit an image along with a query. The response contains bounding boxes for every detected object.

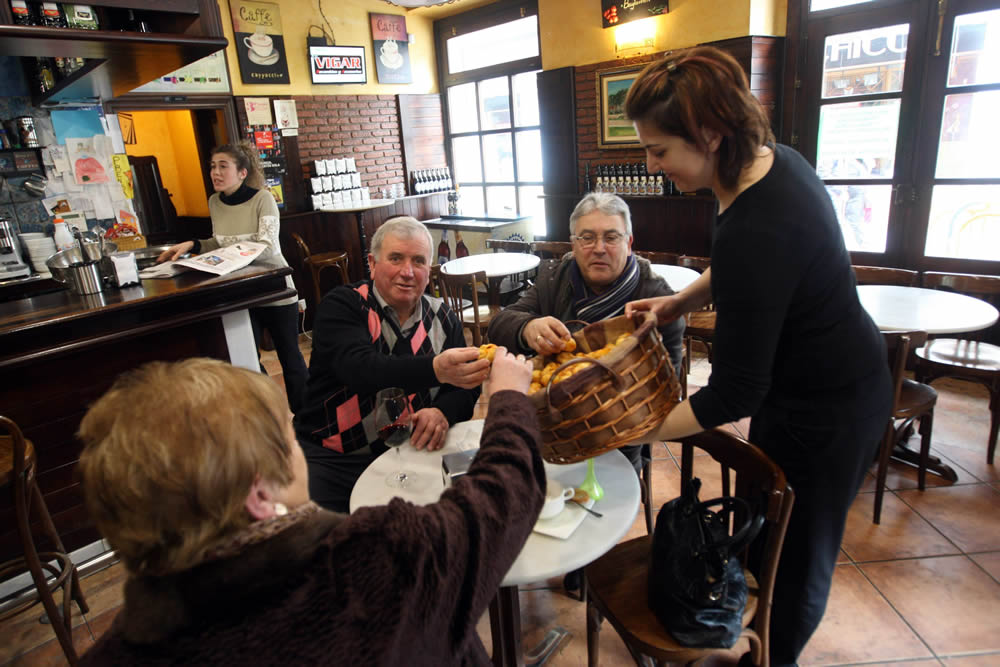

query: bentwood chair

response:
[438,269,497,347]
[290,232,350,309]
[585,428,794,667]
[635,250,680,265]
[915,272,1000,465]
[874,330,937,524]
[484,238,533,304]
[0,416,89,665]
[530,241,573,260]
[852,265,919,286]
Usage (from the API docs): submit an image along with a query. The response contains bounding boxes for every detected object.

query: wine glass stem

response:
[395,447,406,481]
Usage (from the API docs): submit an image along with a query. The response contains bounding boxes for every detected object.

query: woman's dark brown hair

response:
[212,139,265,190]
[625,46,774,192]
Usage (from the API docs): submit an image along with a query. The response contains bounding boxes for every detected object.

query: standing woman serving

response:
[158,141,308,412]
[623,47,891,666]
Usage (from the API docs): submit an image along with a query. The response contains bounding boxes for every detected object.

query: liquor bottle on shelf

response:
[33,57,56,93]
[437,229,451,265]
[444,166,453,190]
[637,164,646,196]
[433,168,443,192]
[615,164,624,195]
[11,0,37,25]
[39,2,66,27]
[122,9,150,32]
[413,171,423,195]
[583,162,591,193]
[455,231,469,258]
[655,172,665,196]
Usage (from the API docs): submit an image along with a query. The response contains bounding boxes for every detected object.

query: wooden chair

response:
[677,255,711,273]
[438,269,497,347]
[852,265,919,286]
[915,272,1000,465]
[874,330,936,524]
[0,416,89,665]
[484,238,533,304]
[290,232,350,309]
[530,241,573,260]
[635,250,680,265]
[585,428,794,667]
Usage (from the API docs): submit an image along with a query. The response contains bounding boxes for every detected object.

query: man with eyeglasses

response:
[488,191,686,472]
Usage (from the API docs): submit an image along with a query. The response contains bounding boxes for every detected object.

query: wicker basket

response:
[529,312,682,464]
[109,234,147,251]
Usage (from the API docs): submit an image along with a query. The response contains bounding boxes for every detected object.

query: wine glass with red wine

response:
[375,387,414,488]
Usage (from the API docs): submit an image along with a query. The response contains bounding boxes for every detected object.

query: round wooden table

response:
[650,264,701,292]
[441,253,541,309]
[350,419,639,667]
[857,285,999,333]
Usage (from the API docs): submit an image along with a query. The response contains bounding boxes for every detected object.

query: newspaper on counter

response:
[139,241,267,279]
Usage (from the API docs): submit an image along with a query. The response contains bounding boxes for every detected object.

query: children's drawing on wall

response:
[66,137,110,184]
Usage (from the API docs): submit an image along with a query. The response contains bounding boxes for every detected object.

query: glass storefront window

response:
[482,133,514,182]
[816,99,899,179]
[948,9,1000,87]
[459,185,485,217]
[924,185,1000,261]
[515,130,542,182]
[936,91,1000,179]
[452,136,482,182]
[447,83,478,134]
[822,24,908,99]
[478,77,511,131]
[446,15,539,74]
[826,184,892,252]
[518,185,545,237]
[512,71,540,127]
[811,0,876,11]
[486,186,517,218]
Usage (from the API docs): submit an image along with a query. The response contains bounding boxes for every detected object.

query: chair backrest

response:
[635,250,680,265]
[290,232,312,262]
[438,270,491,346]
[678,428,794,662]
[0,415,31,496]
[677,255,711,272]
[530,241,573,260]
[852,265,919,286]
[922,272,1000,341]
[882,330,928,413]
[485,238,530,254]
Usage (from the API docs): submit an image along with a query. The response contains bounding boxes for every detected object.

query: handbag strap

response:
[689,496,765,557]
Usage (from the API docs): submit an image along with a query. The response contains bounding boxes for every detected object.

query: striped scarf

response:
[570,253,640,322]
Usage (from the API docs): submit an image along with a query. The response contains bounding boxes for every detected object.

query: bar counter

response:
[0,263,295,562]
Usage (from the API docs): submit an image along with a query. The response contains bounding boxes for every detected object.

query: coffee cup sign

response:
[369,12,412,84]
[229,0,290,84]
[244,29,274,58]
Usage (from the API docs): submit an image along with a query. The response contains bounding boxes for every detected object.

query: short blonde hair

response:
[78,358,293,575]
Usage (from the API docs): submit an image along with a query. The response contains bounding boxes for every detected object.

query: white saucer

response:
[248,48,280,66]
[380,52,403,70]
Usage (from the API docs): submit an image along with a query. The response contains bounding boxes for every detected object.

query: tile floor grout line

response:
[846,559,944,664]
[890,484,983,556]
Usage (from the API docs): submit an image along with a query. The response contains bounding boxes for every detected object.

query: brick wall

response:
[293,94,406,192]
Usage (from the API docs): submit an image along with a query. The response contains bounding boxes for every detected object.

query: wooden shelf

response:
[0,24,227,103]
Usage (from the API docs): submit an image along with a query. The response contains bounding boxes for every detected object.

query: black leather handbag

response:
[648,478,764,648]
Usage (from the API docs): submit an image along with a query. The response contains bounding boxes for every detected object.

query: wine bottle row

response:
[584,162,676,197]
[411,168,453,195]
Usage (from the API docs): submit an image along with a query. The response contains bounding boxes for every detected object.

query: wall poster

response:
[230,1,290,85]
[370,13,411,85]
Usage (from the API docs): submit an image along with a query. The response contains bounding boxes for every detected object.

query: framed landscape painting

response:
[597,66,643,149]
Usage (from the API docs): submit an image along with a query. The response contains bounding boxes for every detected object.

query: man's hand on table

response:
[410,407,449,451]
[522,317,572,356]
[433,348,490,389]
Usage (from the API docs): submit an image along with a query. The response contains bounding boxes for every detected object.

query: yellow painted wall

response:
[123,111,210,217]
[539,0,786,70]
[217,0,439,96]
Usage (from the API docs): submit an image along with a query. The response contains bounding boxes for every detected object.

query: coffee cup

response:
[381,39,398,58]
[539,480,574,520]
[244,30,273,58]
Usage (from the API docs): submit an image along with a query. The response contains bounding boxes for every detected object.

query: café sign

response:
[309,45,367,84]
[602,0,668,29]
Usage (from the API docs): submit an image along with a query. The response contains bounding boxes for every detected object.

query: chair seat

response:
[687,311,716,337]
[895,379,937,419]
[461,304,494,320]
[309,250,349,266]
[586,536,757,658]
[916,339,1000,374]
[0,434,34,488]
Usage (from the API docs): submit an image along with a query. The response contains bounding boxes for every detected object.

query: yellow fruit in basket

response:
[615,332,631,344]
[477,344,497,361]
[563,337,577,352]
[529,382,542,394]
[556,352,574,364]
[531,369,542,383]
[531,328,638,393]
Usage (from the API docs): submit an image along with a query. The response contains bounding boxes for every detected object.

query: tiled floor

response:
[3,342,999,666]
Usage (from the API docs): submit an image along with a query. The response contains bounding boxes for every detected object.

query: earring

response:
[274,502,288,516]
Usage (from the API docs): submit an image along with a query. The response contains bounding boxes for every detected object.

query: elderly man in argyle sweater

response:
[295,216,489,512]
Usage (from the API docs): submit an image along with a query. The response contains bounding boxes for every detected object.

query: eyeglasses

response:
[571,232,626,249]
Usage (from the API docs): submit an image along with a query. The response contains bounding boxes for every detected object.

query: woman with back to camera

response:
[158,141,308,412]
[622,47,892,666]
[76,350,543,666]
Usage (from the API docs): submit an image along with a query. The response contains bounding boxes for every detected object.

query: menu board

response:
[131,52,231,94]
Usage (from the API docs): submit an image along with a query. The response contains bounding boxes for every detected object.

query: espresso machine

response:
[0,216,31,280]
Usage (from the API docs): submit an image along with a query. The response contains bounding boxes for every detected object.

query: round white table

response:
[857,285,999,333]
[650,264,701,292]
[441,253,540,309]
[349,419,640,667]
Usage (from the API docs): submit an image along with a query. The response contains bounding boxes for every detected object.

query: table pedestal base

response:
[489,586,571,667]
[890,443,958,482]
